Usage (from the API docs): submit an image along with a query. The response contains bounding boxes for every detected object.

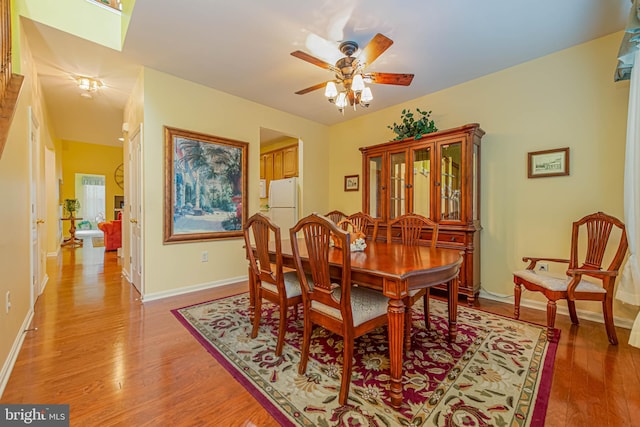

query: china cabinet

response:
[360,123,484,303]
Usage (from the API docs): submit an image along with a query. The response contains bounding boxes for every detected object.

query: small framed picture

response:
[344,175,359,192]
[527,147,570,178]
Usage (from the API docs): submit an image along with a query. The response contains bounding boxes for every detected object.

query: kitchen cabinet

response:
[282,145,298,177]
[360,123,484,303]
[260,144,298,197]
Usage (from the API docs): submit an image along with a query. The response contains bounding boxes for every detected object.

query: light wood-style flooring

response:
[1,241,639,426]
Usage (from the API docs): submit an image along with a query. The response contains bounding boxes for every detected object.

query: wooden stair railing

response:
[0,0,24,160]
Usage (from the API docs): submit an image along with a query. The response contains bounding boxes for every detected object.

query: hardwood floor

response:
[1,241,639,426]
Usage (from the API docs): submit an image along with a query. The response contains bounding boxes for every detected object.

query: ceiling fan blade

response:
[291,51,336,71]
[367,72,414,86]
[356,33,393,68]
[295,81,330,95]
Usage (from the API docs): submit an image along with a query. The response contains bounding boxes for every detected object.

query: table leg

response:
[61,218,83,248]
[447,277,459,342]
[388,297,405,409]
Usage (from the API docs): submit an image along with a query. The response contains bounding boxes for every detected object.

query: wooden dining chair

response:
[325,210,347,224]
[387,213,439,337]
[243,213,303,356]
[290,213,389,405]
[513,211,628,344]
[345,211,379,241]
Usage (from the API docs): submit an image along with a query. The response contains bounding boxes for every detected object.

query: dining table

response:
[257,238,464,409]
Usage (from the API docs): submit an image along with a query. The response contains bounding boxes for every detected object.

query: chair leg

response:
[339,334,354,406]
[275,303,287,356]
[546,300,557,341]
[513,283,522,319]
[251,292,262,339]
[423,289,430,330]
[567,300,579,325]
[298,316,312,375]
[602,297,618,345]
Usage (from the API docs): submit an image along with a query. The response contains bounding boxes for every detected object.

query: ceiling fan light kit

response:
[292,33,413,115]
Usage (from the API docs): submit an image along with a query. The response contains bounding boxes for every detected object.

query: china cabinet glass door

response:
[412,147,432,218]
[367,155,383,218]
[440,142,462,221]
[389,151,406,219]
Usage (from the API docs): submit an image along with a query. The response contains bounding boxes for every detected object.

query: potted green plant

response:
[387,108,438,141]
[63,199,81,218]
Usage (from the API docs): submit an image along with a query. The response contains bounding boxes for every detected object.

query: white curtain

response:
[79,175,105,228]
[616,48,640,348]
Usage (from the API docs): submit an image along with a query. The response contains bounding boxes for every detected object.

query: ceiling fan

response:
[291,33,414,113]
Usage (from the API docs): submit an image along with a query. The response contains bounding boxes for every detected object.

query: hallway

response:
[0,242,276,425]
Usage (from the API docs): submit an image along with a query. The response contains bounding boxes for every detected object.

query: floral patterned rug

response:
[172,293,558,426]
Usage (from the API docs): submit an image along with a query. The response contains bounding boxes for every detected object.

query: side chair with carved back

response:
[290,213,389,405]
[243,213,302,356]
[387,213,440,343]
[513,211,628,344]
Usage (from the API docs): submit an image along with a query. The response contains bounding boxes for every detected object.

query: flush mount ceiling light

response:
[291,33,414,114]
[77,76,103,93]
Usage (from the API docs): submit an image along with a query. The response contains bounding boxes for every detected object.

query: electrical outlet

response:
[201,251,208,262]
[539,263,549,272]
[5,291,10,314]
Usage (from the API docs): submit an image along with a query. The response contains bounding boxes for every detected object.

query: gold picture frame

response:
[527,147,570,178]
[164,126,248,243]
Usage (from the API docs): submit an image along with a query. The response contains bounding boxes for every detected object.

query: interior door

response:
[29,107,46,305]
[129,125,143,294]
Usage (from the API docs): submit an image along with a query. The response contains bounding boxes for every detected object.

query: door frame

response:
[128,124,143,295]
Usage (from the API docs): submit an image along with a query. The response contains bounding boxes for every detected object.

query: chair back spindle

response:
[387,213,439,247]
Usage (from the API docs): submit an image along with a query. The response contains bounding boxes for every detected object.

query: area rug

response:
[172,293,558,426]
[91,237,104,247]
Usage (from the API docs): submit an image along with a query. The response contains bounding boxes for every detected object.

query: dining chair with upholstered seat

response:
[290,213,389,405]
[243,213,303,356]
[513,211,628,344]
[344,211,379,241]
[325,210,347,224]
[387,213,439,338]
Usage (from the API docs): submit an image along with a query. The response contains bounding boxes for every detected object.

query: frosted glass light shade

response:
[325,81,338,100]
[352,74,365,93]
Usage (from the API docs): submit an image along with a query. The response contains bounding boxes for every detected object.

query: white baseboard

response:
[0,309,34,398]
[142,276,248,302]
[121,267,131,283]
[478,289,634,330]
[39,274,48,296]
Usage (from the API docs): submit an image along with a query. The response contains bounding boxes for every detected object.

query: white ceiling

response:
[23,0,629,147]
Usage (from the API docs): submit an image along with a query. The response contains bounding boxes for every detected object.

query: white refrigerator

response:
[268,177,298,233]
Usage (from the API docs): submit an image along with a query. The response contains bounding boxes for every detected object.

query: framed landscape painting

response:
[527,147,570,178]
[164,126,248,243]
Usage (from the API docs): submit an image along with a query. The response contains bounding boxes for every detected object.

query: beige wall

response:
[15,0,124,51]
[328,31,638,323]
[139,68,329,299]
[0,18,55,393]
